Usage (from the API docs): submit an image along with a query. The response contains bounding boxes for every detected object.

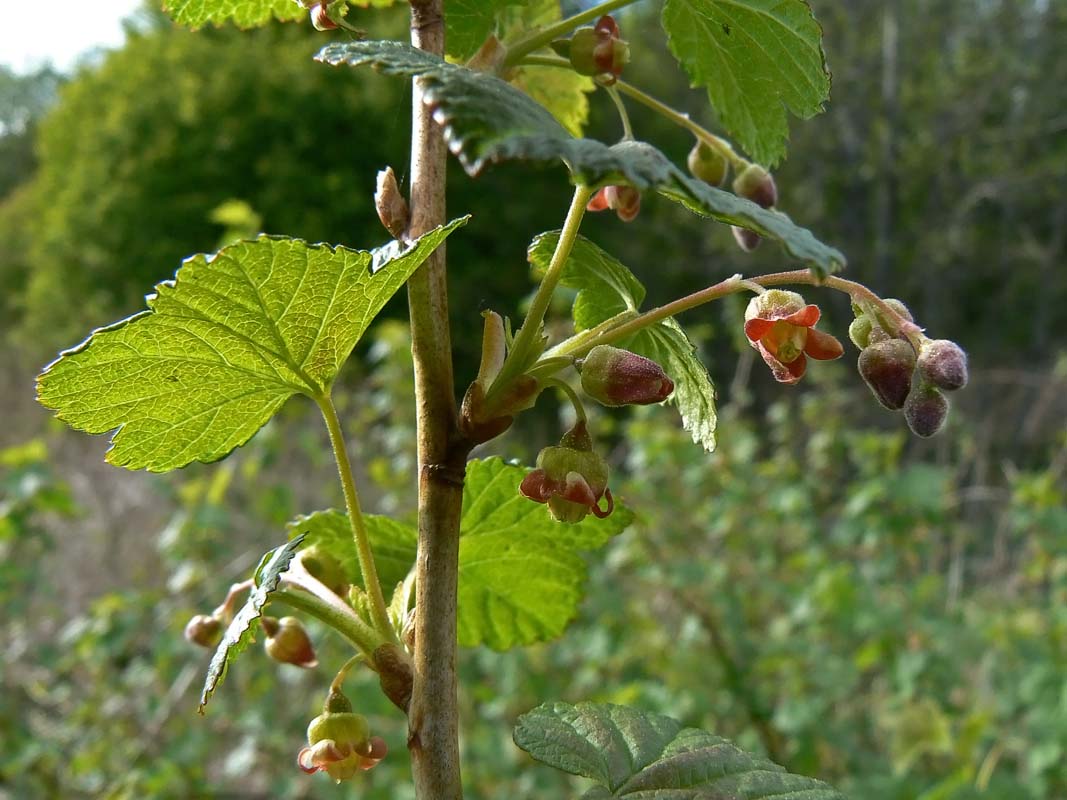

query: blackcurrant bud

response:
[687,141,729,187]
[732,164,777,208]
[566,16,629,79]
[858,339,916,410]
[263,616,318,668]
[848,316,873,350]
[309,4,338,30]
[184,614,222,648]
[374,166,409,239]
[904,381,949,438]
[300,545,348,596]
[732,225,761,252]
[917,339,968,391]
[580,345,674,407]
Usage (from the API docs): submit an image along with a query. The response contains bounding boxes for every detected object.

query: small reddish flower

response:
[564,15,630,81]
[587,185,640,222]
[519,420,613,523]
[743,290,844,384]
[298,692,386,782]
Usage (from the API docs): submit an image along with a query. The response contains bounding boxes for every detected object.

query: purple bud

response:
[904,381,949,438]
[732,164,777,208]
[732,225,761,252]
[858,339,916,410]
[917,339,968,391]
[580,345,674,407]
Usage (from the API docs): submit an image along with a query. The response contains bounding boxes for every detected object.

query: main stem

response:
[407,2,465,798]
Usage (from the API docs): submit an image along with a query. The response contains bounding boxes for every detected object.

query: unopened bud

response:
[904,381,949,438]
[917,339,968,391]
[375,167,409,239]
[858,339,916,410]
[567,16,629,79]
[687,141,729,187]
[263,616,318,668]
[580,345,673,406]
[184,614,222,649]
[309,3,338,30]
[732,163,777,208]
[300,545,348,596]
[848,316,873,350]
[732,225,761,252]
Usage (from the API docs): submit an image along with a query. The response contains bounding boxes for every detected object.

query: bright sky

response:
[1,1,143,73]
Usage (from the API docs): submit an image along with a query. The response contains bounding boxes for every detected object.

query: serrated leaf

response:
[446,0,528,60]
[164,0,303,28]
[662,0,831,167]
[288,510,418,593]
[529,233,645,332]
[630,320,717,452]
[530,234,716,451]
[289,458,633,650]
[316,41,843,276]
[199,534,304,712]
[514,702,848,799]
[37,220,467,472]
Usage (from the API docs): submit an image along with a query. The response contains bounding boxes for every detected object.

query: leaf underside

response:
[662,0,832,167]
[199,534,305,712]
[37,220,467,472]
[316,41,844,277]
[290,458,633,650]
[514,701,848,799]
[531,233,717,451]
[164,0,303,28]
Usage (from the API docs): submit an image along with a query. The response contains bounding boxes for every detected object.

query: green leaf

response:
[630,320,717,453]
[290,458,633,650]
[316,41,844,276]
[199,534,304,712]
[446,0,528,60]
[164,0,304,28]
[530,234,716,451]
[529,233,645,332]
[514,701,848,799]
[37,220,467,472]
[288,510,418,593]
[662,0,831,167]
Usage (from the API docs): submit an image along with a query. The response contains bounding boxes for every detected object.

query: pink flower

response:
[743,290,844,384]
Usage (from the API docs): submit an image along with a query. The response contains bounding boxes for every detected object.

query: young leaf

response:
[530,234,716,451]
[37,220,467,472]
[288,510,418,593]
[529,233,646,332]
[316,42,844,276]
[199,534,304,712]
[662,0,831,167]
[447,0,528,60]
[514,701,847,799]
[164,0,303,28]
[630,320,717,453]
[289,458,633,650]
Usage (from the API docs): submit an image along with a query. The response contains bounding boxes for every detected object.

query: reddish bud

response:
[184,614,222,649]
[263,616,318,668]
[374,167,409,239]
[917,339,968,391]
[567,16,629,80]
[580,345,673,406]
[732,225,761,252]
[732,164,777,208]
[688,142,729,187]
[858,339,917,410]
[309,4,338,30]
[588,185,640,222]
[904,381,949,438]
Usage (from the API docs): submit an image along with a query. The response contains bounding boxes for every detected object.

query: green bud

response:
[848,316,873,350]
[300,545,348,596]
[184,614,222,649]
[687,141,729,187]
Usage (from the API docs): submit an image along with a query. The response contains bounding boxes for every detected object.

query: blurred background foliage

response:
[1,1,1065,798]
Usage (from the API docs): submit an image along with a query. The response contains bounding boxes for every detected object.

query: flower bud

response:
[184,614,222,649]
[917,339,968,391]
[848,315,873,350]
[588,185,640,222]
[580,345,673,407]
[687,141,729,187]
[263,616,318,668]
[858,339,916,410]
[519,420,613,523]
[732,225,761,252]
[300,545,348,596]
[374,167,409,239]
[904,381,949,438]
[309,3,338,30]
[567,16,629,80]
[732,163,777,208]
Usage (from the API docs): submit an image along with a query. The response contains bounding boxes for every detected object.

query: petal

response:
[587,188,611,212]
[298,747,321,774]
[804,327,845,360]
[784,352,808,381]
[591,488,615,519]
[782,304,820,327]
[560,472,597,507]
[757,343,803,385]
[744,317,775,342]
[519,470,552,503]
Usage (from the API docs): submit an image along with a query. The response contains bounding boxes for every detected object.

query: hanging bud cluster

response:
[298,690,387,782]
[553,15,630,83]
[851,300,968,437]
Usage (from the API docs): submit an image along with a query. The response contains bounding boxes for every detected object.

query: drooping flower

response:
[743,289,844,384]
[298,691,387,782]
[587,185,640,222]
[519,420,613,523]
